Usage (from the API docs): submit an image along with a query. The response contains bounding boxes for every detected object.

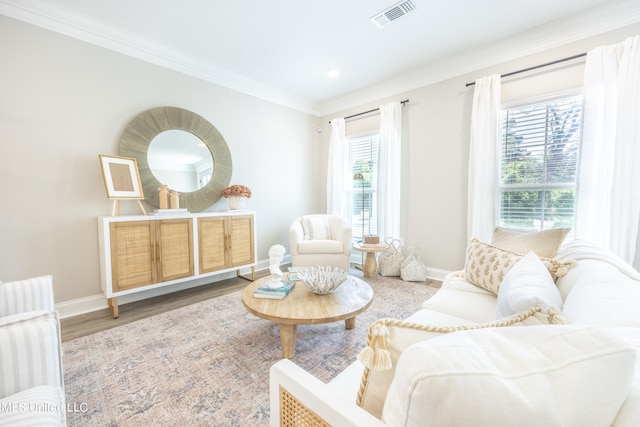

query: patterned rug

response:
[62,272,439,426]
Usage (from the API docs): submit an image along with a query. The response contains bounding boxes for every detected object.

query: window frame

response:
[498,89,583,231]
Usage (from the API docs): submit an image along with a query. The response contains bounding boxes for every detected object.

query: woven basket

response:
[379,238,404,277]
[400,247,428,282]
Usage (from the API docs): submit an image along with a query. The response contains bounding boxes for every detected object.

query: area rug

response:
[62,273,439,426]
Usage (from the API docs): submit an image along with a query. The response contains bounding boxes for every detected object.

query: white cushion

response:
[301,215,331,240]
[495,251,563,318]
[421,286,497,324]
[357,307,565,419]
[0,275,54,316]
[297,240,343,254]
[0,311,64,398]
[562,269,640,328]
[382,325,637,427]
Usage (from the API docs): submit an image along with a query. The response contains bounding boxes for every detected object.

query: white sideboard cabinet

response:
[98,211,256,318]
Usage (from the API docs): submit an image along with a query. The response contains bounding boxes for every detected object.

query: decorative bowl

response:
[298,266,348,295]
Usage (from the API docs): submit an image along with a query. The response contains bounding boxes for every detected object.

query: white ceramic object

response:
[227,196,246,210]
[298,266,348,295]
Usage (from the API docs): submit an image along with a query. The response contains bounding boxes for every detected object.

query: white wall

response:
[0,15,320,307]
[2,14,638,311]
[319,23,640,273]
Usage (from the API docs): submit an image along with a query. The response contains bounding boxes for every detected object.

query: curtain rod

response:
[465,53,586,87]
[330,99,409,123]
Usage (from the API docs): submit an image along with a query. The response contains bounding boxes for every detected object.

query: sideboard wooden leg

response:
[108,297,119,319]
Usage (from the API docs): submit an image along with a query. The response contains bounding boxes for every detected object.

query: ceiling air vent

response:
[370,0,417,29]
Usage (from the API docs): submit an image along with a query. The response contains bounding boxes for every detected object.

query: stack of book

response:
[253,280,295,300]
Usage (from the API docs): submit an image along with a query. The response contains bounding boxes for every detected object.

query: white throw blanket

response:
[556,239,640,282]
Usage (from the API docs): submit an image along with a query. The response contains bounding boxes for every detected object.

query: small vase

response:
[227,196,246,210]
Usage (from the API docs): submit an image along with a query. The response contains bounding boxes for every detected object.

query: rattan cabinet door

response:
[198,216,227,274]
[156,218,194,282]
[229,215,255,267]
[110,221,157,292]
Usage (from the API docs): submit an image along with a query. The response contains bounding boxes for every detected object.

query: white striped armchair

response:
[0,275,66,426]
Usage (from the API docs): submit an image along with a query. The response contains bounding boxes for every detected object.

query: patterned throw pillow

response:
[301,215,331,240]
[464,238,574,295]
[356,307,565,419]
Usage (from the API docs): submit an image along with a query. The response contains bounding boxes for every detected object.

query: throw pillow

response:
[464,238,574,295]
[0,275,54,316]
[301,215,331,240]
[382,325,636,427]
[0,311,64,397]
[356,307,565,419]
[491,226,571,258]
[495,251,563,318]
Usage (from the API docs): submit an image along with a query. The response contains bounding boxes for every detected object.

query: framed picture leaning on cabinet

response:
[99,154,144,199]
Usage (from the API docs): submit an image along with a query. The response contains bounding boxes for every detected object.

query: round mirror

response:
[119,107,232,212]
[147,130,213,192]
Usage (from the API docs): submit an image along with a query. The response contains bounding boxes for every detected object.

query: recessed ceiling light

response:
[327,69,340,79]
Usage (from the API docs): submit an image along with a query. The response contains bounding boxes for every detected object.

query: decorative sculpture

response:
[268,244,286,288]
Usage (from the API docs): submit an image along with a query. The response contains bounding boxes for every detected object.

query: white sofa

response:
[289,214,352,271]
[270,237,640,426]
[0,275,66,426]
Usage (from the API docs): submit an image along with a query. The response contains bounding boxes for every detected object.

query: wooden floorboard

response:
[60,272,269,342]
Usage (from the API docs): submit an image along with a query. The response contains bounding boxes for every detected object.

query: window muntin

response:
[499,95,582,231]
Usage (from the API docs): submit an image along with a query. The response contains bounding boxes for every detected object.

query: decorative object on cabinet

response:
[158,184,169,209]
[222,184,251,210]
[169,190,180,209]
[119,107,232,212]
[98,154,146,216]
[98,211,256,318]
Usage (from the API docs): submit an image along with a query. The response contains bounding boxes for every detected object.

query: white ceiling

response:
[1,0,639,116]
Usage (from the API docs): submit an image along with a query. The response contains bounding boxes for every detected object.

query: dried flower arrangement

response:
[222,184,252,198]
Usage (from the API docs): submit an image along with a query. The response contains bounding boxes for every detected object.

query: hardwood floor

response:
[60,270,441,343]
[60,272,269,342]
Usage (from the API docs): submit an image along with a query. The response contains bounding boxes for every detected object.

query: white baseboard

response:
[56,261,270,319]
[426,267,450,282]
[55,256,448,319]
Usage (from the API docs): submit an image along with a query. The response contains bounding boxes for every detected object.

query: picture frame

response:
[99,154,144,199]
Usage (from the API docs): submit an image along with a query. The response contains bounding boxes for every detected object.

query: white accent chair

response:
[0,275,66,426]
[289,214,352,271]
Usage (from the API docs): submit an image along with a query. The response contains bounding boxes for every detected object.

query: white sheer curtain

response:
[576,35,640,263]
[467,75,501,242]
[327,117,347,216]
[378,101,402,239]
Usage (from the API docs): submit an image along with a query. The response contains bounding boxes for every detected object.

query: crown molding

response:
[2,0,638,118]
[0,0,318,115]
[316,0,640,117]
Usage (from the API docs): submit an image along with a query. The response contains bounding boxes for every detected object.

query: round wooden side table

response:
[352,244,387,277]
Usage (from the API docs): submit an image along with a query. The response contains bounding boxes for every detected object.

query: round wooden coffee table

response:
[241,275,373,358]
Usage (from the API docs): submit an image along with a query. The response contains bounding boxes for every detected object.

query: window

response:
[499,94,582,231]
[348,134,379,241]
